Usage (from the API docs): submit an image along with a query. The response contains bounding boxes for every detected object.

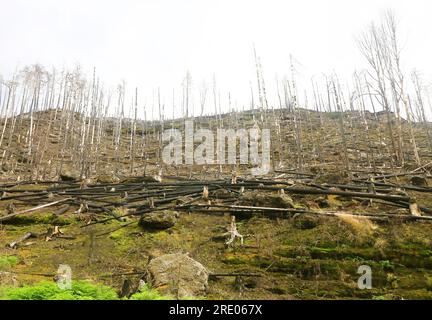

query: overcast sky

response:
[0,0,431,115]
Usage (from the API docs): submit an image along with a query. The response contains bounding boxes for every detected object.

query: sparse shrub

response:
[0,256,19,270]
[386,273,399,289]
[380,260,395,271]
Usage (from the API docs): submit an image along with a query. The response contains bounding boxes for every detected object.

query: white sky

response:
[1,0,432,115]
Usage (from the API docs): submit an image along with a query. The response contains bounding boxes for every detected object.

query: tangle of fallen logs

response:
[1,174,431,227]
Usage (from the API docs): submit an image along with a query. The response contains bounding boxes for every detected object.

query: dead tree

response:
[357,21,400,166]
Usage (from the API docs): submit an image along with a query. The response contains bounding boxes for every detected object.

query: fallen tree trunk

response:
[0,198,71,222]
[8,232,38,249]
[185,204,432,221]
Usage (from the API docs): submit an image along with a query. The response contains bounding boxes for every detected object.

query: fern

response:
[128,283,172,300]
[0,281,118,300]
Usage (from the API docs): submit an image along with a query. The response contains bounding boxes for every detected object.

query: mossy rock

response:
[316,197,330,208]
[96,174,120,183]
[238,191,295,208]
[410,176,428,187]
[293,215,320,230]
[315,172,350,184]
[59,170,80,181]
[139,210,179,230]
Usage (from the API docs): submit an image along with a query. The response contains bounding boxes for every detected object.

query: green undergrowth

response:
[0,281,174,300]
[0,255,19,270]
[128,284,172,300]
[0,281,118,300]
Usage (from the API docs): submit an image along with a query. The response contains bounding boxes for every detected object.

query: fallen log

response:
[209,273,262,278]
[7,232,38,249]
[277,186,411,203]
[0,198,71,222]
[185,204,432,221]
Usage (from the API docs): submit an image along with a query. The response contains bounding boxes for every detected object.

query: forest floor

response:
[1,174,432,300]
[2,109,432,300]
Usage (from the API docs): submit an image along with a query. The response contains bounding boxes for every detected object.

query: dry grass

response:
[336,213,378,239]
[374,237,389,253]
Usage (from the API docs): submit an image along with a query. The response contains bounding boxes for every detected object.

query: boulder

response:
[212,189,232,199]
[59,170,80,181]
[238,191,295,208]
[293,214,319,230]
[410,176,428,187]
[96,174,120,184]
[145,253,209,298]
[316,196,330,208]
[139,210,179,230]
[315,172,350,185]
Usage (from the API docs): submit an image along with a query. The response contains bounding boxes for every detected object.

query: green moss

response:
[4,213,74,226]
[222,254,249,265]
[106,225,138,254]
[275,246,379,261]
[108,229,124,240]
[38,213,74,225]
[274,245,432,269]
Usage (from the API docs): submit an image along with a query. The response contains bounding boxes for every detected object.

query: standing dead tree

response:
[412,72,432,152]
[199,81,208,119]
[331,76,350,170]
[357,20,400,167]
[382,10,420,166]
